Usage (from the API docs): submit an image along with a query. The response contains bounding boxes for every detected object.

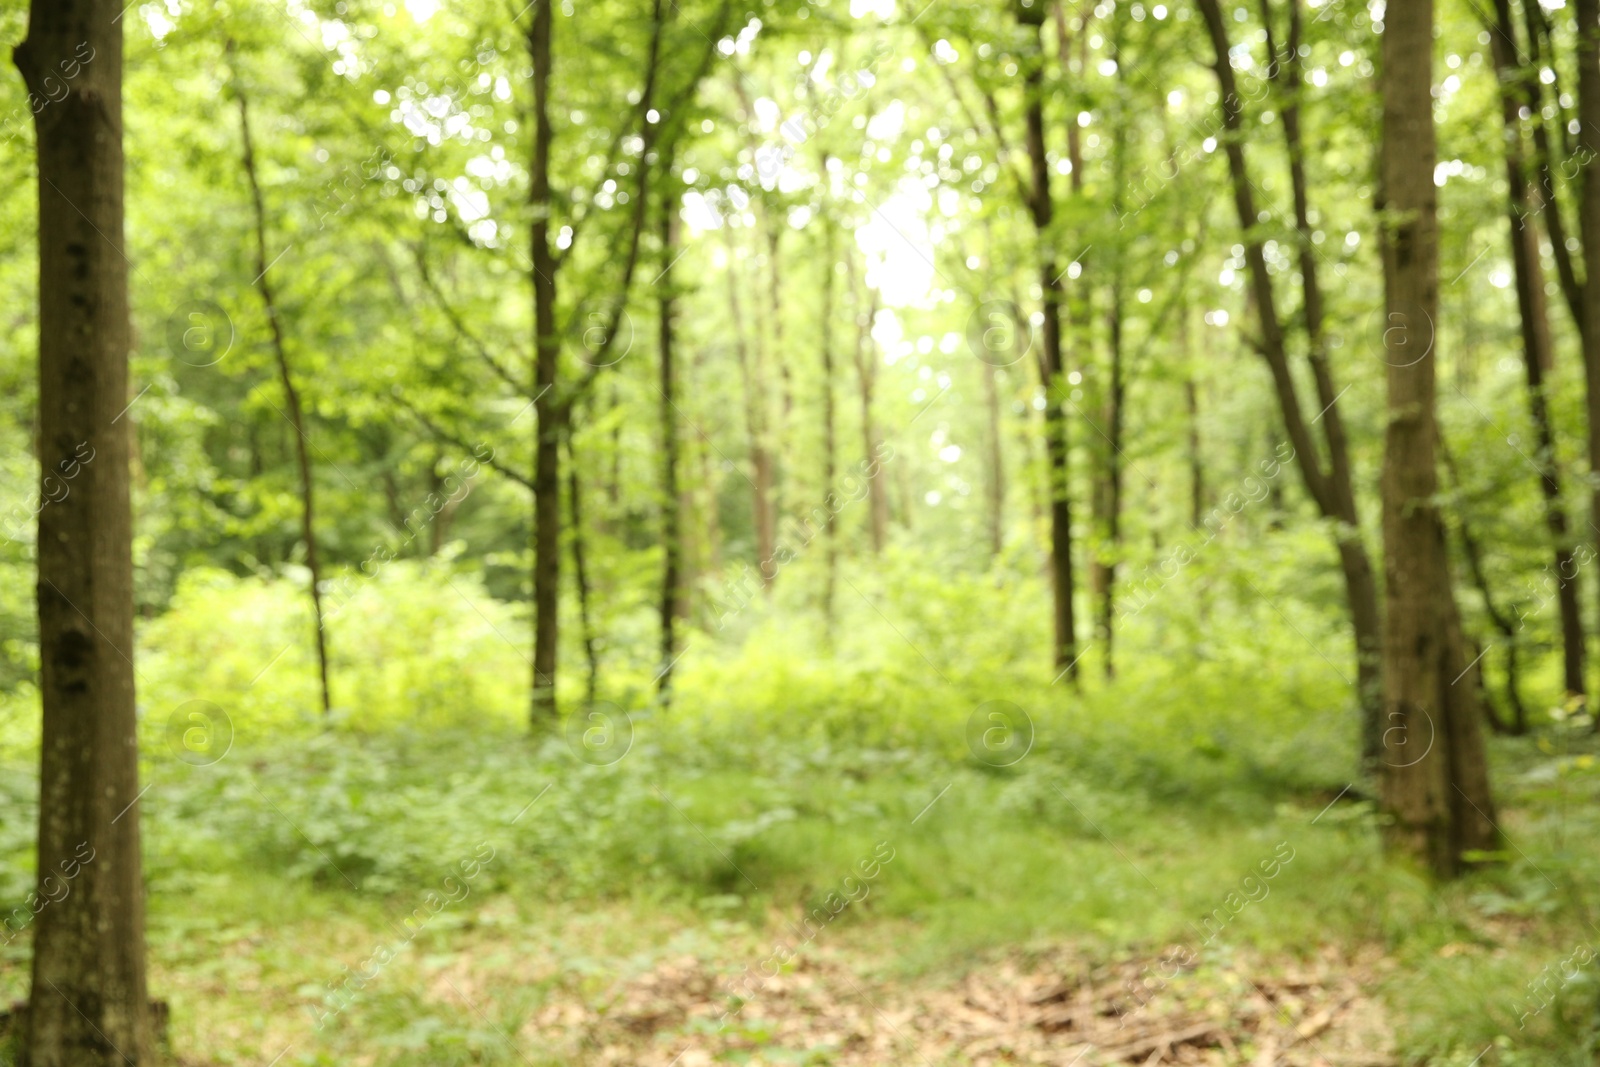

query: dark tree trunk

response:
[658,198,681,701]
[608,381,622,521]
[1095,285,1124,680]
[1020,3,1078,678]
[819,214,839,625]
[564,430,598,706]
[1199,0,1381,759]
[847,264,887,555]
[982,361,1005,559]
[1488,0,1586,700]
[1183,308,1203,530]
[1099,93,1126,677]
[766,223,794,431]
[236,78,331,719]
[528,0,561,725]
[1377,0,1499,876]
[1577,0,1600,716]
[726,232,777,584]
[16,1,152,1061]
[1440,434,1530,735]
[1524,0,1585,329]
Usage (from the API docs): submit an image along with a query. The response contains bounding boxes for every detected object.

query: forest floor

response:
[2,711,1596,1067]
[153,903,1401,1067]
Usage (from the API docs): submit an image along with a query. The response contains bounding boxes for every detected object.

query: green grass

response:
[1,565,1598,1063]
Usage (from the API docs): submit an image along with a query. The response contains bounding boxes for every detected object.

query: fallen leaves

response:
[514,938,1396,1066]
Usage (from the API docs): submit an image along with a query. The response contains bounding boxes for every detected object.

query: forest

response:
[1,0,1599,1063]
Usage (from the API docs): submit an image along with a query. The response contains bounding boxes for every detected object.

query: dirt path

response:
[495,941,1397,1066]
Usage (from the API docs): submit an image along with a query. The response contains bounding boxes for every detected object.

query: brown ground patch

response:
[467,939,1397,1066]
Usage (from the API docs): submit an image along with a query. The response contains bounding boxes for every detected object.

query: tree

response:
[1377,0,1498,876]
[658,183,682,701]
[234,56,333,719]
[1485,0,1586,702]
[527,0,563,724]
[1197,0,1383,760]
[1578,0,1600,716]
[818,210,840,625]
[14,0,151,1060]
[1018,0,1079,677]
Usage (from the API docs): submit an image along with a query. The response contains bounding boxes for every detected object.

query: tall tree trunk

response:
[1524,0,1585,328]
[1276,0,1383,752]
[236,78,331,719]
[766,222,794,430]
[1020,4,1078,677]
[1183,307,1204,530]
[1488,0,1587,700]
[17,2,152,1061]
[1199,0,1381,758]
[819,214,839,625]
[658,198,681,701]
[528,0,561,725]
[1440,434,1530,735]
[1099,81,1127,678]
[1378,0,1499,876]
[983,361,1005,559]
[848,263,887,554]
[1577,0,1600,716]
[725,234,777,584]
[564,430,598,707]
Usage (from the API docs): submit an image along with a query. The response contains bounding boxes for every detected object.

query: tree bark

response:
[1183,307,1204,530]
[1488,0,1586,700]
[528,0,561,725]
[983,361,1006,559]
[1378,0,1498,875]
[1577,0,1600,717]
[1440,433,1530,735]
[1522,0,1584,330]
[1020,2,1078,677]
[564,429,598,707]
[16,1,152,1061]
[658,196,681,701]
[819,212,839,625]
[1098,77,1127,678]
[725,232,777,584]
[847,258,887,554]
[1094,281,1124,679]
[236,76,331,719]
[1198,0,1381,758]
